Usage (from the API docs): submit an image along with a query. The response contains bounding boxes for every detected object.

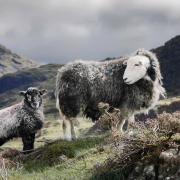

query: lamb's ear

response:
[39,89,47,96]
[19,91,26,96]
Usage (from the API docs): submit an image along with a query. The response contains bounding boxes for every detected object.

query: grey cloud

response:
[0,0,180,64]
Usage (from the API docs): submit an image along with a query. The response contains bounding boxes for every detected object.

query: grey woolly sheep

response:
[0,87,47,153]
[55,49,166,141]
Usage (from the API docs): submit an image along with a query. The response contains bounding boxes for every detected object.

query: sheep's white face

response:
[123,55,150,85]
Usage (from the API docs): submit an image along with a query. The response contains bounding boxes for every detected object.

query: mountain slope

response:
[0,44,38,77]
[0,64,62,113]
[152,35,180,95]
[0,35,180,110]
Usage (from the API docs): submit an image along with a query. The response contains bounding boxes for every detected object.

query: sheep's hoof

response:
[22,149,34,154]
[64,136,72,141]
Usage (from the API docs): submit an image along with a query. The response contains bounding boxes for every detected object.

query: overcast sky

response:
[0,0,180,64]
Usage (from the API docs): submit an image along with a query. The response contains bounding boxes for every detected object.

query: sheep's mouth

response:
[124,80,133,85]
[31,102,40,109]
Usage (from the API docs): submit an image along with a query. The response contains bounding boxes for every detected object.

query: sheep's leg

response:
[70,119,76,140]
[62,117,77,141]
[62,118,72,141]
[117,115,135,132]
[58,108,73,141]
[128,115,135,123]
[126,115,135,129]
[117,119,126,133]
[22,133,35,153]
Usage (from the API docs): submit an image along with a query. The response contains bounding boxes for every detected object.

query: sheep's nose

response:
[123,77,128,81]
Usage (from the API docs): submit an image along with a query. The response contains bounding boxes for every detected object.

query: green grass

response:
[9,148,109,180]
[0,116,109,180]
[6,136,109,180]
[22,137,105,171]
[1,116,94,149]
[1,96,179,180]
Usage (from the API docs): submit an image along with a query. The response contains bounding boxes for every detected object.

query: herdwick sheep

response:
[0,87,47,152]
[55,49,166,141]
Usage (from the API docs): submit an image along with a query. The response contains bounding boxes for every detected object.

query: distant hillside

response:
[0,44,38,77]
[0,35,180,110]
[0,64,62,114]
[152,35,180,95]
[104,36,180,96]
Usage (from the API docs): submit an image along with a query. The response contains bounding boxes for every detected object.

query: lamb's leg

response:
[62,117,72,141]
[0,138,6,146]
[22,133,35,153]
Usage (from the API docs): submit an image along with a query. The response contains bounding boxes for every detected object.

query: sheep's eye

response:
[135,64,139,66]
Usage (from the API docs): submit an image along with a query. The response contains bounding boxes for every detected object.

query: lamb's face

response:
[123,55,150,85]
[20,87,47,109]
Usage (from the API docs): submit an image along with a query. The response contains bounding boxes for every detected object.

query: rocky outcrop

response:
[128,148,180,180]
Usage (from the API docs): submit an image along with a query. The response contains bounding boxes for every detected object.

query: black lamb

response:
[0,87,46,152]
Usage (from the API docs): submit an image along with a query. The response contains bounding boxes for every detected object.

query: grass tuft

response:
[14,137,105,172]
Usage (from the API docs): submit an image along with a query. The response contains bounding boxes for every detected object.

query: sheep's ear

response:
[136,49,144,55]
[123,59,127,66]
[19,91,26,96]
[39,89,47,96]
